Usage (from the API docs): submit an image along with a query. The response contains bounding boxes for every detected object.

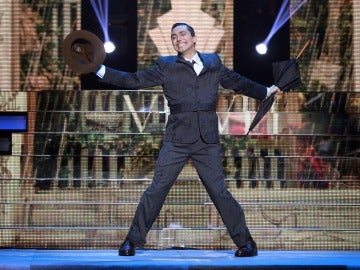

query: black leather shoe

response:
[119,239,135,256]
[235,238,258,257]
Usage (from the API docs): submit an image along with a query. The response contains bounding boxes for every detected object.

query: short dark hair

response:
[171,23,196,37]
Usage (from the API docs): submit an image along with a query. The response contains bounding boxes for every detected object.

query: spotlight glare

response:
[256,43,268,55]
[104,41,116,53]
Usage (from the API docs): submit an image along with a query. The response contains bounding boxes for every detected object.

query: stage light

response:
[104,41,116,53]
[256,43,268,55]
[256,0,307,55]
[90,0,116,53]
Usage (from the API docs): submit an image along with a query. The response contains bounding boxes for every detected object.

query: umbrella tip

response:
[296,37,314,60]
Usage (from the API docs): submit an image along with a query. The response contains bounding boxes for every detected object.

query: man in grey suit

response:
[96,22,281,257]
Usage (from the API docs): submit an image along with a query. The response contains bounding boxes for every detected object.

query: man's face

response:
[171,25,197,56]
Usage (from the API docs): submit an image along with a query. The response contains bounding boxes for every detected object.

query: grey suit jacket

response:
[100,52,267,144]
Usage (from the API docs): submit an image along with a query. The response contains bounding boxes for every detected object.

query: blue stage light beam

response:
[256,0,307,55]
[90,0,116,53]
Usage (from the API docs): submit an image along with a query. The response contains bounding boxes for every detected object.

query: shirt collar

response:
[192,53,202,65]
[183,52,202,65]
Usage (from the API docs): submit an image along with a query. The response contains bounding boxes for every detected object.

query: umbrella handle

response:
[296,37,314,60]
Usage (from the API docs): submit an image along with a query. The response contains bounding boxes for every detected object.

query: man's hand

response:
[266,85,282,98]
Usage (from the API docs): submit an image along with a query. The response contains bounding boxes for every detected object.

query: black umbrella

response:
[242,38,313,140]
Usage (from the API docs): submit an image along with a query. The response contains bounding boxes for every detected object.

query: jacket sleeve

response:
[99,62,164,89]
[219,65,267,100]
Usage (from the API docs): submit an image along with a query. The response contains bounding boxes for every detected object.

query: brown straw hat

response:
[62,30,106,74]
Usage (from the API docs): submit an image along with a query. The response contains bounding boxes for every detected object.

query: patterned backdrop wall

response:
[0,0,359,250]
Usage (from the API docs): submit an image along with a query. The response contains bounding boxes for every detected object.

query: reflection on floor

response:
[0,249,359,270]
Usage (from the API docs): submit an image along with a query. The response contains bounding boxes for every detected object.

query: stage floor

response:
[0,249,359,270]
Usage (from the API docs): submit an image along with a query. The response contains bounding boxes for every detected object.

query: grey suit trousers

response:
[126,138,251,248]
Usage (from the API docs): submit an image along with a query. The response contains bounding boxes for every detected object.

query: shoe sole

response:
[235,248,258,257]
[119,250,135,256]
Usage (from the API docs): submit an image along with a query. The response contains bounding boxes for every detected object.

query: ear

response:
[193,35,197,45]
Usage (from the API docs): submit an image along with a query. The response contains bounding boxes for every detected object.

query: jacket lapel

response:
[175,53,213,75]
[198,53,210,74]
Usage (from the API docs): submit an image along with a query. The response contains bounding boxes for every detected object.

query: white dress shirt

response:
[184,53,203,76]
[96,65,106,78]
